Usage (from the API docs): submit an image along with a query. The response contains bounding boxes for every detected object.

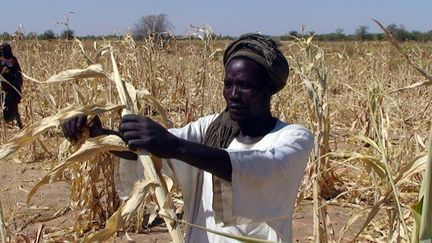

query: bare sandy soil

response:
[0,159,361,242]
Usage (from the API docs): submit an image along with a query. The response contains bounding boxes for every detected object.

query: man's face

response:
[223,57,271,122]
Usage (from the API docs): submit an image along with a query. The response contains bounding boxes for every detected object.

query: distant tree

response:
[331,28,345,41]
[409,31,424,41]
[425,31,432,41]
[26,32,38,39]
[81,35,97,40]
[40,29,56,40]
[133,13,173,40]
[355,25,369,40]
[374,33,385,41]
[288,30,299,38]
[60,29,74,40]
[335,28,344,36]
[386,24,399,35]
[1,32,11,40]
[386,24,411,41]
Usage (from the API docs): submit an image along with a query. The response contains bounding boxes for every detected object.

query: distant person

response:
[62,33,313,242]
[0,43,23,129]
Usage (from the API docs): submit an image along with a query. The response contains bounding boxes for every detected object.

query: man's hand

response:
[61,115,104,142]
[119,114,179,158]
[120,114,232,181]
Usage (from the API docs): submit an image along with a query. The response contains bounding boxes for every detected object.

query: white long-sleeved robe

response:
[115,114,313,243]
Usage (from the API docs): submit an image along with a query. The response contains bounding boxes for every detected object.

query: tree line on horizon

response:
[284,24,432,42]
[1,14,432,42]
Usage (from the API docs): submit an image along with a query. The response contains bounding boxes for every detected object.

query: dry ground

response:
[0,157,361,242]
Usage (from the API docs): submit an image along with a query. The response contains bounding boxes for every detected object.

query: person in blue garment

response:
[62,33,314,243]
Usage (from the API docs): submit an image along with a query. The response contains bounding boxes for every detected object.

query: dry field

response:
[0,35,431,242]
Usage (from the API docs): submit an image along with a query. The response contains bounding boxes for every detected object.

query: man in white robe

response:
[62,33,314,242]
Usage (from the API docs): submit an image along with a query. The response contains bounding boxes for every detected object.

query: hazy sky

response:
[1,0,431,37]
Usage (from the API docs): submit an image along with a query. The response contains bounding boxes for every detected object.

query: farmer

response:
[0,43,23,129]
[62,33,313,242]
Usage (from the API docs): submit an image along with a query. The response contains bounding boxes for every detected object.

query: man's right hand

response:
[61,115,103,142]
